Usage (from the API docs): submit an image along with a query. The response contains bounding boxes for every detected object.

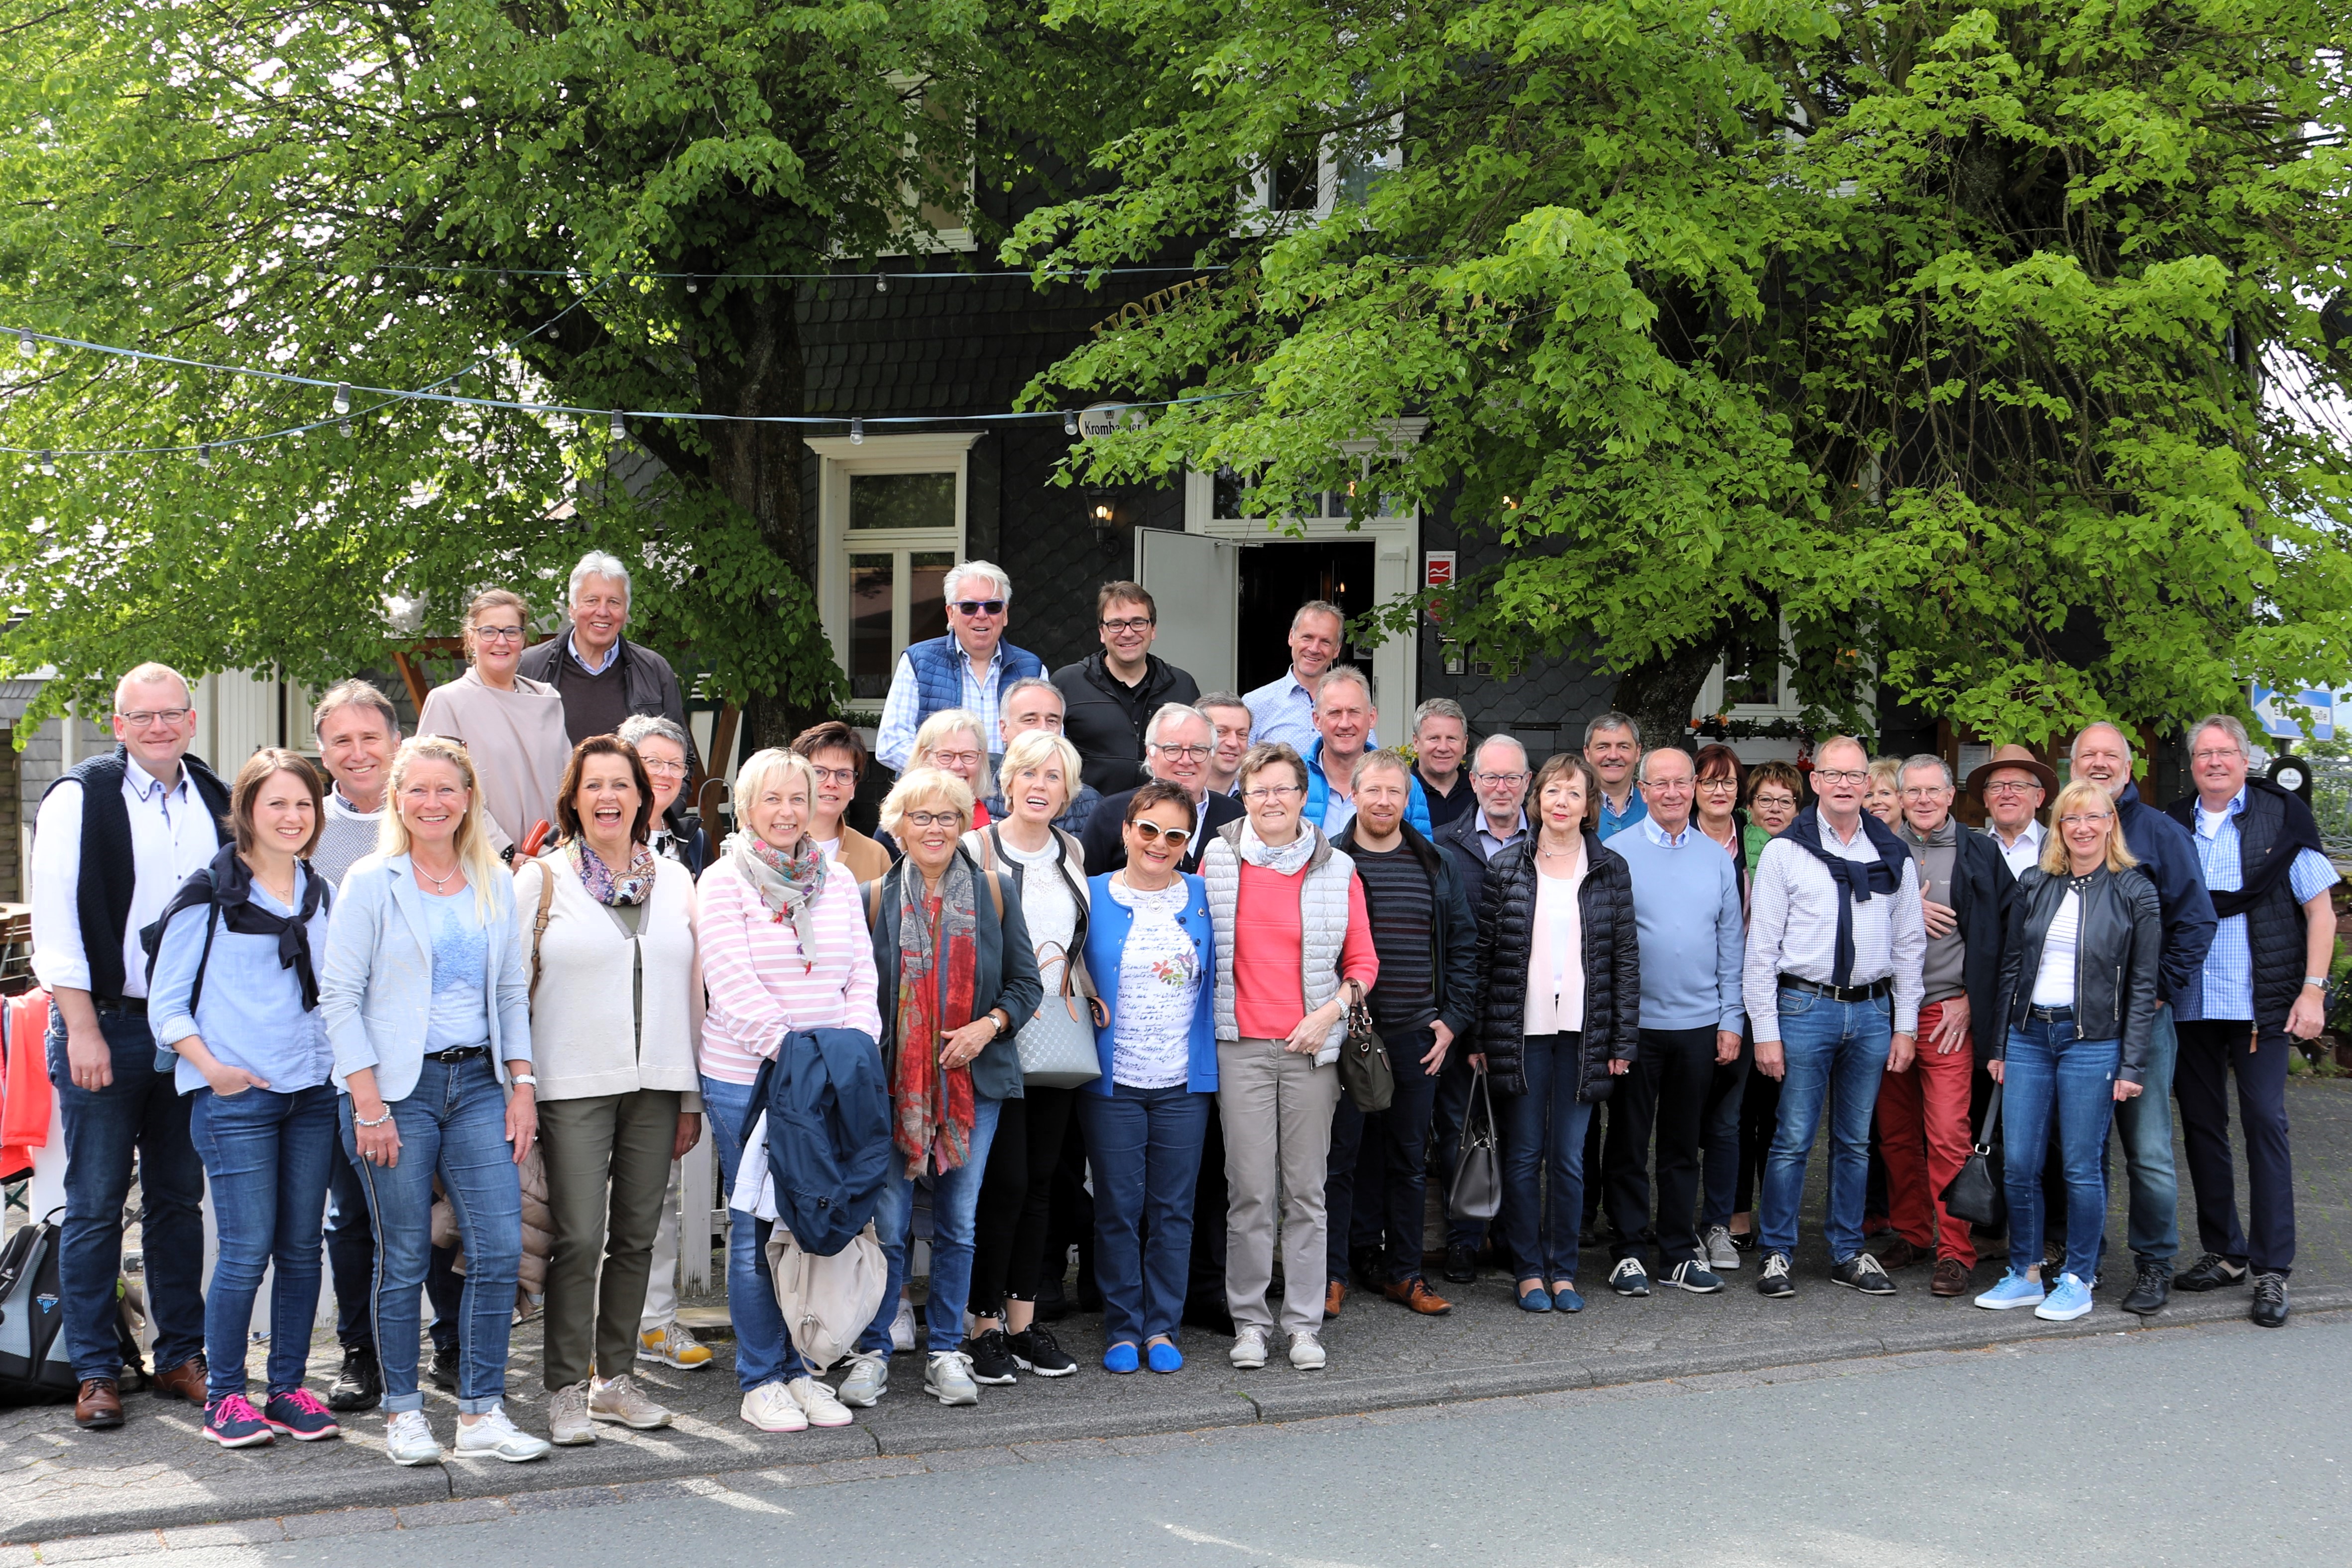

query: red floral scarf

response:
[891,857,979,1176]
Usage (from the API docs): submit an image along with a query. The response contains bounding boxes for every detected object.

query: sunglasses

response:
[949,599,1007,617]
[1129,821,1194,849]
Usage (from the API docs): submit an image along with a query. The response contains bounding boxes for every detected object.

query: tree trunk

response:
[1611,639,1724,760]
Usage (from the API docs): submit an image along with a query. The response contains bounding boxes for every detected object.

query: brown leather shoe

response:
[76,1378,124,1429]
[151,1356,208,1405]
[1381,1277,1453,1316]
[1323,1279,1346,1318]
[1930,1257,1972,1297]
[1876,1236,1934,1271]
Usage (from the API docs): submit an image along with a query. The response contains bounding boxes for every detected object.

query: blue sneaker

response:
[1102,1342,1140,1374]
[1974,1270,2046,1311]
[201,1394,274,1449]
[1551,1283,1584,1314]
[1146,1341,1183,1374]
[2035,1273,2093,1322]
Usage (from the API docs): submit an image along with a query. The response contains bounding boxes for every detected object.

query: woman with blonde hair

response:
[1976,779,2161,1322]
[696,747,879,1433]
[1863,755,1904,828]
[415,588,571,855]
[318,736,549,1467]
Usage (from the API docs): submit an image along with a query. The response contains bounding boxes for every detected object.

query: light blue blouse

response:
[148,866,335,1096]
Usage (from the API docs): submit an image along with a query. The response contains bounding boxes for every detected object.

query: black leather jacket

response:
[1994,864,2163,1083]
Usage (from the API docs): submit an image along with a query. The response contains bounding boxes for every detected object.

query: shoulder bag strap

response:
[527,859,557,1001]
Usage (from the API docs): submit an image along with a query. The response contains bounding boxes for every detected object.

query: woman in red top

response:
[1200,742,1375,1375]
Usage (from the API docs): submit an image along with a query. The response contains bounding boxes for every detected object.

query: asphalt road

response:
[68,1314,2352,1568]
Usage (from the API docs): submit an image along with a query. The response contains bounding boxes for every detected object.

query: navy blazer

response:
[862,848,1045,1102]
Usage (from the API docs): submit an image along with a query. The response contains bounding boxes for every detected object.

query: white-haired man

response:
[875,559,1042,775]
[517,550,695,762]
[30,664,229,1429]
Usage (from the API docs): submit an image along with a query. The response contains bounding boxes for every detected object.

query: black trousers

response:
[2175,1019,2297,1276]
[1605,1026,1717,1267]
[970,1086,1078,1316]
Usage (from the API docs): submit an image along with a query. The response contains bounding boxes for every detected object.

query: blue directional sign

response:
[2251,684,2336,743]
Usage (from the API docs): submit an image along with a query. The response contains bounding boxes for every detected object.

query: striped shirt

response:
[1352,843,1437,1031]
[875,642,1016,775]
[695,857,882,1084]
[2177,786,2338,1022]
[1743,808,1926,1041]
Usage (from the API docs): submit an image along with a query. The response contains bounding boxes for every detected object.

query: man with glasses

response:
[1081,704,1245,875]
[517,551,696,772]
[1876,755,2013,1297]
[875,559,1042,775]
[2164,715,2333,1328]
[1430,734,1531,1280]
[1053,582,1202,794]
[980,677,1100,836]
[31,664,229,1430]
[2070,721,2214,1315]
[1197,693,1255,796]
[1743,734,1926,1299]
[1965,744,2055,877]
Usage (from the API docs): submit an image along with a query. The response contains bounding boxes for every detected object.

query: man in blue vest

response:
[874,559,1043,775]
[29,664,228,1429]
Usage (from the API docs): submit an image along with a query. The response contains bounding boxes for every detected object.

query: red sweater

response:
[1232,861,1378,1039]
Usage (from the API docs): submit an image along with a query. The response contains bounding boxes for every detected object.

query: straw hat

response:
[1965,743,2059,800]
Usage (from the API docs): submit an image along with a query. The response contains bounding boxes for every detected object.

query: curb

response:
[12,1287,2348,1545]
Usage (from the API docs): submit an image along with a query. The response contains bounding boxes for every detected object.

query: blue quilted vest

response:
[903,635,1043,723]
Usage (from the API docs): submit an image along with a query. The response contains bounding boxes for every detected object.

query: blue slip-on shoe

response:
[1147,1341,1183,1374]
[1974,1270,2047,1310]
[1551,1283,1585,1314]
[1102,1342,1141,1374]
[1516,1286,1554,1313]
[2035,1273,2093,1322]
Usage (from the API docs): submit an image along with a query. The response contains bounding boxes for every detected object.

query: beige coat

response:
[513,852,703,1108]
[414,668,573,853]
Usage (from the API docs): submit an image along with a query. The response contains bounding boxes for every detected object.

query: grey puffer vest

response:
[1202,821,1357,1063]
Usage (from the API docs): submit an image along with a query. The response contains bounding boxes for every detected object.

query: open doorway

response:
[1237,541,1379,693]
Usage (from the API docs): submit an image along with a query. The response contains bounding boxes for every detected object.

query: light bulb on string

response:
[685,277,698,294]
[875,273,889,294]
[197,443,214,468]
[849,418,864,445]
[16,328,33,357]
[333,382,352,415]
[1063,410,1078,437]
[609,409,626,441]
[37,450,55,476]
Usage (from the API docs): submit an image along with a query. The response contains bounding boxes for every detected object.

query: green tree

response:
[1010,0,2352,750]
[0,0,1110,743]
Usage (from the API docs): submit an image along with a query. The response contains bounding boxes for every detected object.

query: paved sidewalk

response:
[6,1079,2347,1543]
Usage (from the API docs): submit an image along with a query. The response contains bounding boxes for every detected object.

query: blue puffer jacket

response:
[1302,737,1432,836]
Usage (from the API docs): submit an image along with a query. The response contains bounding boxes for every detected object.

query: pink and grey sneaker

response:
[262,1388,343,1442]
[202,1394,275,1448]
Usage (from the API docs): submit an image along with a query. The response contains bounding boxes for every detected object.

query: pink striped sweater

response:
[696,856,883,1085]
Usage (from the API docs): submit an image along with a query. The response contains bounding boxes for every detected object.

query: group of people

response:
[25,551,2335,1468]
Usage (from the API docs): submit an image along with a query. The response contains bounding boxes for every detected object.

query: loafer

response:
[75,1377,123,1430]
[588,1374,674,1430]
[2120,1262,2172,1317]
[152,1355,208,1405]
[1441,1243,1479,1284]
[2250,1272,2289,1329]
[1609,1257,1651,1297]
[1550,1283,1584,1313]
[1516,1285,1554,1314]
[1930,1257,1972,1298]
[1380,1276,1452,1316]
[327,1346,382,1412]
[262,1388,342,1442]
[1102,1342,1141,1374]
[2175,1253,2249,1292]
[1974,1270,2046,1310]
[1323,1279,1346,1318]
[1147,1341,1184,1374]
[2035,1272,2094,1321]
[1756,1251,1795,1298]
[1662,1259,1723,1294]
[1830,1252,1897,1296]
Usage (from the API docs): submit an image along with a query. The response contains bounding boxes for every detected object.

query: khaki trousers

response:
[538,1089,681,1389]
[1218,1037,1342,1339]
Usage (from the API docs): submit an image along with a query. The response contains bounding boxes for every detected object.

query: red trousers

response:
[1877,999,1977,1265]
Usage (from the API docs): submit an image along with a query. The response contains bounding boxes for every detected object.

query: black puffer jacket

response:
[1474,833,1640,1100]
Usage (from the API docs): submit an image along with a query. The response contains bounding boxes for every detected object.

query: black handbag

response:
[1939,1083,2004,1229]
[1448,1067,1502,1222]
[1337,986,1394,1113]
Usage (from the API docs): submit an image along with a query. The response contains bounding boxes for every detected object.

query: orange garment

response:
[0,989,55,1180]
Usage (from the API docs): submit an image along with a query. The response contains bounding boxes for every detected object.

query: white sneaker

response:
[890,1296,917,1353]
[588,1374,674,1430]
[1228,1327,1269,1370]
[547,1381,597,1446]
[924,1350,980,1406]
[739,1382,809,1433]
[835,1351,889,1408]
[383,1409,443,1467]
[1703,1225,1742,1271]
[451,1404,552,1463]
[1288,1331,1326,1371]
[787,1376,856,1428]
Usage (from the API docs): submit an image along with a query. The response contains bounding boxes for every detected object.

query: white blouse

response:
[1524,857,1587,1037]
[2031,890,2081,1008]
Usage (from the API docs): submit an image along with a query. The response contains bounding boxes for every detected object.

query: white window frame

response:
[1695,609,1803,721]
[1238,115,1403,232]
[882,71,978,254]
[810,432,983,715]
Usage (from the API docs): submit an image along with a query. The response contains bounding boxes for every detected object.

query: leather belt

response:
[422,1045,489,1063]
[96,997,149,1017]
[2027,1004,2076,1022]
[1778,974,1893,1003]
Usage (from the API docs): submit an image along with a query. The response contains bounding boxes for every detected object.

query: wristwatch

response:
[511,1073,539,1088]
[990,1010,1011,1040]
[2304,975,2329,992]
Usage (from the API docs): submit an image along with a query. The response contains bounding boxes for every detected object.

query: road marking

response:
[1159,1521,1375,1568]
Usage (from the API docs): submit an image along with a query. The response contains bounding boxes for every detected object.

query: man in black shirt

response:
[1052,581,1201,793]
[1325,750,1479,1317]
[1411,699,1477,829]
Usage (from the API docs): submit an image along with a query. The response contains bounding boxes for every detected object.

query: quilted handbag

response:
[1016,944,1105,1089]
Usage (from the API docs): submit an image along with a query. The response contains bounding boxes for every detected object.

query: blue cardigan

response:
[1080,871,1219,1096]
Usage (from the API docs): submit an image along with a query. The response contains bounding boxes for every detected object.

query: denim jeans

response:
[1498,1033,1595,1283]
[189,1083,340,1403]
[44,1004,207,1383]
[2110,1002,2180,1265]
[1757,989,1892,1263]
[1076,1084,1210,1347]
[700,1074,805,1389]
[1999,1015,2121,1282]
[326,1147,464,1359]
[860,1095,1003,1356]
[339,1054,522,1415]
[1324,1024,1440,1283]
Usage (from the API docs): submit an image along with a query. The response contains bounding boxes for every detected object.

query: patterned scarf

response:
[1236,818,1318,877]
[891,855,979,1177]
[569,838,659,906]
[721,830,825,969]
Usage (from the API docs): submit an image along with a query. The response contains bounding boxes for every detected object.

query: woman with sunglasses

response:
[959,729,1092,1383]
[414,589,571,858]
[1078,783,1216,1373]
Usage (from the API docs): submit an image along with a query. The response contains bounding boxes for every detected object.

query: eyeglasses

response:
[641,760,689,779]
[1100,616,1154,634]
[1697,778,1739,791]
[1242,784,1304,802]
[1811,769,1869,784]
[902,810,963,829]
[948,599,1006,617]
[809,765,857,787]
[2059,812,2115,827]
[117,707,193,728]
[1472,770,1529,785]
[1899,785,1950,800]
[1751,793,1795,810]
[2191,749,2242,765]
[1153,743,1212,761]
[1129,821,1193,848]
[1983,781,2040,796]
[929,749,982,769]
[472,625,526,642]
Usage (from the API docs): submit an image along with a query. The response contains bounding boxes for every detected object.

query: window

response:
[1212,465,1398,522]
[810,433,982,709]
[1698,608,1802,719]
